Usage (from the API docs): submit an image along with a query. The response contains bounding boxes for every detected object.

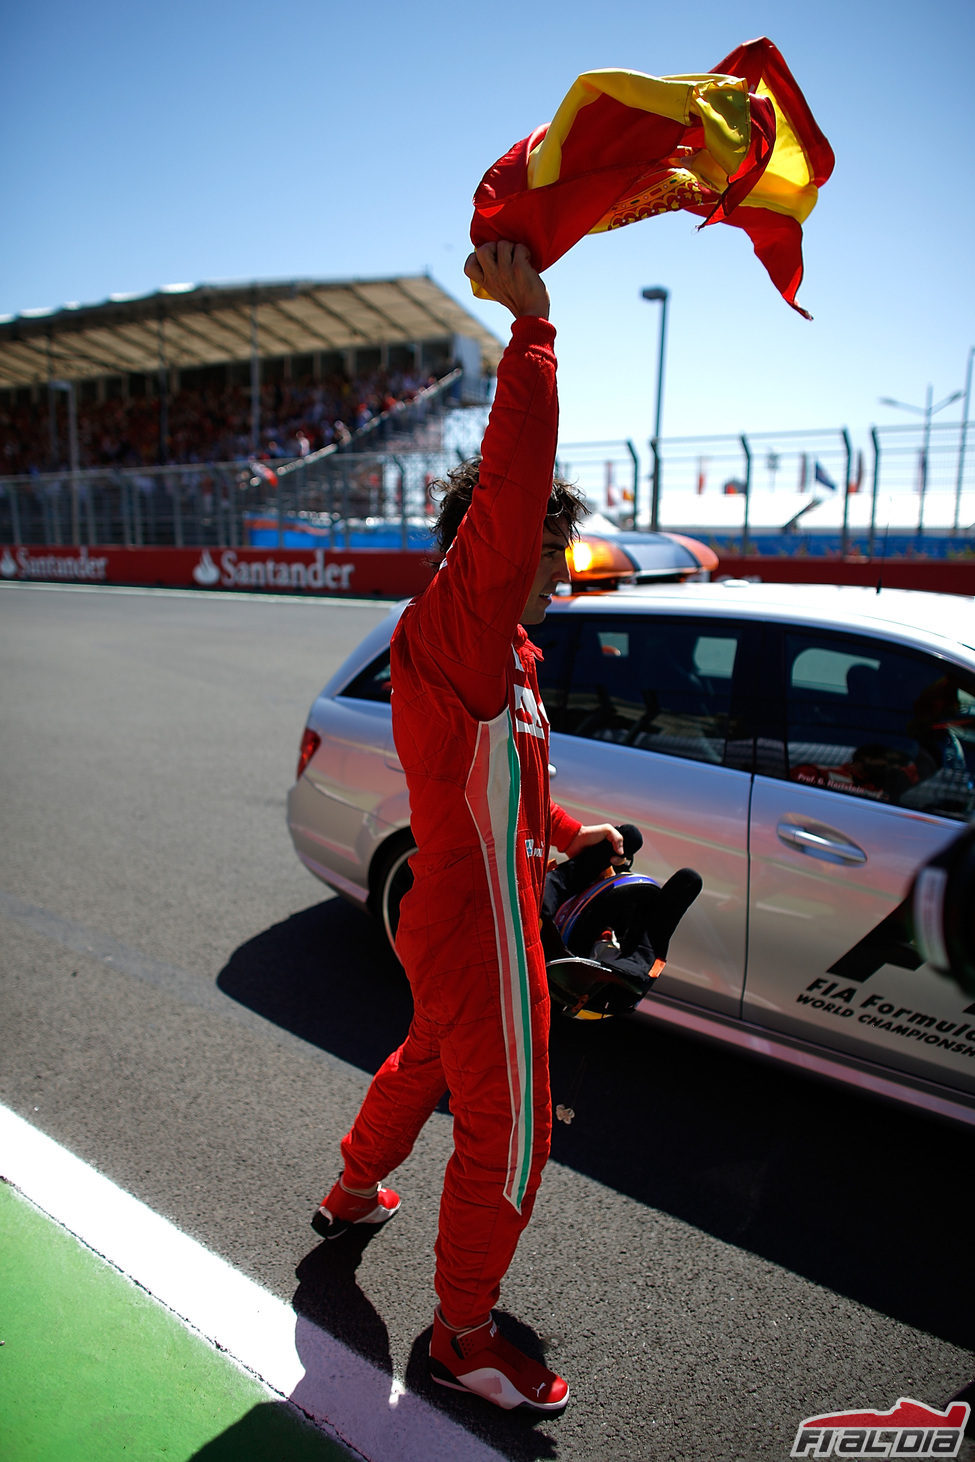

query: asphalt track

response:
[1,580,973,1462]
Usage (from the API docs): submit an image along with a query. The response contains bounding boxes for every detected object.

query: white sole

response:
[429,1359,569,1413]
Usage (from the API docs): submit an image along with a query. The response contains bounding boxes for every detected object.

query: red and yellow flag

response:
[470,38,834,318]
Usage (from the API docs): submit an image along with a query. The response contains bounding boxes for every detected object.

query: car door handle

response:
[776,820,868,865]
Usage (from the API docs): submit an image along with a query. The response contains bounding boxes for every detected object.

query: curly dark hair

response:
[431,457,588,557]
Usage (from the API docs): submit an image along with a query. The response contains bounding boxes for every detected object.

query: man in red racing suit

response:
[315,243,623,1414]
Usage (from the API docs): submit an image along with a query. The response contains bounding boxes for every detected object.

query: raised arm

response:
[407,243,559,719]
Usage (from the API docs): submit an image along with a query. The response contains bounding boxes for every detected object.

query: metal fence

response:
[0,454,449,554]
[1,412,972,556]
[562,419,974,555]
[652,420,974,555]
[0,371,487,551]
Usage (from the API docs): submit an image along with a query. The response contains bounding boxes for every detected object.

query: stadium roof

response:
[0,276,505,388]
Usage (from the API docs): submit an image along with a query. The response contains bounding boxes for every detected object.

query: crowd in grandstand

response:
[0,363,446,476]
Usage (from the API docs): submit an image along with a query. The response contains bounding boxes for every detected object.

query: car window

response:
[539,614,742,766]
[782,631,975,821]
[342,648,392,702]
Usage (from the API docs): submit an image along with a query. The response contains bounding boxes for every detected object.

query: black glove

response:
[569,822,643,887]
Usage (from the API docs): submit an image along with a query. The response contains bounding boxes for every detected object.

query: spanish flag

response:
[470,38,833,318]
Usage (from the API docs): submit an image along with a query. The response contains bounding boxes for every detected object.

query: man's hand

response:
[564,823,626,864]
[464,241,550,320]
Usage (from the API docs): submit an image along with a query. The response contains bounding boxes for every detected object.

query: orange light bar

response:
[567,535,635,582]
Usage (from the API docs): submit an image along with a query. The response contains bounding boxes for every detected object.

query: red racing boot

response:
[429,1309,569,1413]
[311,1179,401,1240]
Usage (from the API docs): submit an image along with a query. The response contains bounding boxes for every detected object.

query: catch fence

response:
[2,415,972,557]
[563,419,975,555]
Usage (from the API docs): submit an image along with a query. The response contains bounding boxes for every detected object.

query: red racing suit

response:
[338,314,581,1328]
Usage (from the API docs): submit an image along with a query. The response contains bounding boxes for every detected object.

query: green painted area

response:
[0,1181,357,1462]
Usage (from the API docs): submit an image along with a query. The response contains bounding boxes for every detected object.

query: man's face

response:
[521,523,571,624]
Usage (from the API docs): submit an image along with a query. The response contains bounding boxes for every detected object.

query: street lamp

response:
[642,286,669,531]
[879,384,963,532]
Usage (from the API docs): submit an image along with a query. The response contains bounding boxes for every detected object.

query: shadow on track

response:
[217,897,414,1076]
[293,1227,394,1376]
[218,897,975,1351]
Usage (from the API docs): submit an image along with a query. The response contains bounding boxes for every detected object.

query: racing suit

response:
[338,314,581,1328]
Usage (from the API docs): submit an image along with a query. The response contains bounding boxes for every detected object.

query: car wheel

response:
[376,839,415,952]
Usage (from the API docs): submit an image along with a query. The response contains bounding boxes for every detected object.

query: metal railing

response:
[565,421,975,555]
[2,414,972,557]
[0,371,487,551]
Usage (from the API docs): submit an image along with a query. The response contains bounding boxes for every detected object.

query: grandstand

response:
[0,276,503,474]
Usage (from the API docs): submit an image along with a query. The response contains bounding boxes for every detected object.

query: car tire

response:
[375,838,415,953]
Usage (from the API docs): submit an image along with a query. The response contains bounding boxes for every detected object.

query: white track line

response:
[0,579,392,607]
[0,1105,506,1462]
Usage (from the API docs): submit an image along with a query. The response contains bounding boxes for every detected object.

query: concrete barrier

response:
[0,544,436,599]
[2,542,971,597]
[714,554,975,595]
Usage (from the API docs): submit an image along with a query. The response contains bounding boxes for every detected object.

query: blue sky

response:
[3,0,973,462]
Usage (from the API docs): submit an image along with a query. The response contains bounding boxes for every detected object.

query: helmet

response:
[553,870,661,951]
[546,865,702,1020]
